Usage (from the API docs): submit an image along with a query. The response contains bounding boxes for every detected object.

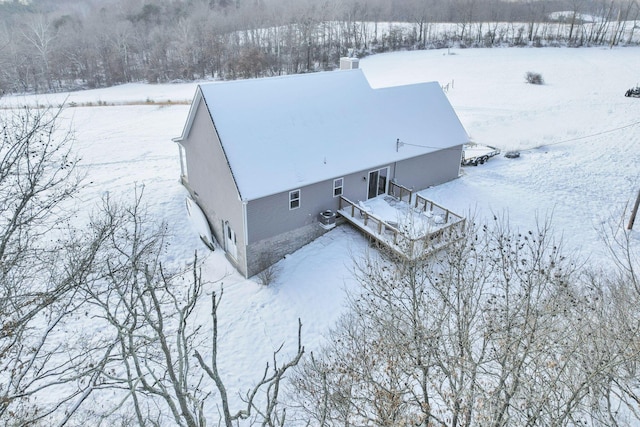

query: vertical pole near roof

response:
[628,188,640,230]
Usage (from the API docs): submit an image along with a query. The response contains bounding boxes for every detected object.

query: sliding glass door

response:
[367,167,389,199]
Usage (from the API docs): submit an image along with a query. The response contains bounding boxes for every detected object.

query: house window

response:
[368,167,389,199]
[289,189,300,210]
[333,178,343,197]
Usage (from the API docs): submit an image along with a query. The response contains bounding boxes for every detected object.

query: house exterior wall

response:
[393,146,463,190]
[242,148,462,277]
[181,98,249,275]
[245,163,397,245]
[243,169,375,277]
[247,180,339,244]
[341,169,382,204]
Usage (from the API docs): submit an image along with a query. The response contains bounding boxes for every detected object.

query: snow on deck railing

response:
[414,194,464,224]
[388,181,413,203]
[338,195,466,259]
[339,196,402,243]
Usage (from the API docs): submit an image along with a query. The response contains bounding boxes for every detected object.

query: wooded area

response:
[0,0,639,93]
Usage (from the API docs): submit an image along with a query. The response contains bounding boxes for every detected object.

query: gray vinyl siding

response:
[340,169,380,204]
[242,169,379,275]
[246,179,340,244]
[181,98,248,274]
[393,146,463,190]
[244,146,462,245]
[245,163,402,245]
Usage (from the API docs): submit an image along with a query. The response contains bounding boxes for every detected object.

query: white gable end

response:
[197,69,468,201]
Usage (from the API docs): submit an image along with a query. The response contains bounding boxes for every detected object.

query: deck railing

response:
[414,193,464,223]
[388,181,413,203]
[338,194,466,259]
[338,196,402,245]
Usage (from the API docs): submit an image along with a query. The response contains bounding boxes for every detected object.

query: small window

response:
[333,178,344,197]
[289,189,300,210]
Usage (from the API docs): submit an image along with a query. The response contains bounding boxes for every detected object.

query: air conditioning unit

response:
[318,210,336,229]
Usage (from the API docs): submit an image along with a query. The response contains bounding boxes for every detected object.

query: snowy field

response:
[3,46,640,421]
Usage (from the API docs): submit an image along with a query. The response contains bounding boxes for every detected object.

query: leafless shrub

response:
[256,254,282,286]
[526,71,544,84]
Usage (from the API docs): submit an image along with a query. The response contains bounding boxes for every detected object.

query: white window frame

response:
[367,166,390,199]
[333,178,344,197]
[289,189,301,210]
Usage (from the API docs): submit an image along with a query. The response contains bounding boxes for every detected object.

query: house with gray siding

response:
[173,68,469,277]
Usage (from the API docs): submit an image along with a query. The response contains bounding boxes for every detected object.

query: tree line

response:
[0,0,638,94]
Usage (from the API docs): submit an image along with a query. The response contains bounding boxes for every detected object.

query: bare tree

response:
[3,0,640,92]
[75,192,304,426]
[0,105,112,424]
[21,14,57,91]
[0,104,305,425]
[292,214,640,426]
[195,290,304,427]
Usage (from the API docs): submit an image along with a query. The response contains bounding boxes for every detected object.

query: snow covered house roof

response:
[176,69,469,201]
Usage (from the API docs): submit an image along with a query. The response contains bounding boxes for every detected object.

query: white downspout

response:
[242,200,249,275]
[242,200,248,246]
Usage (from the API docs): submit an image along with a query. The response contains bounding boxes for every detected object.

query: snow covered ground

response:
[3,46,640,422]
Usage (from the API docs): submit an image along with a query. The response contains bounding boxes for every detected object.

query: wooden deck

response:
[338,182,465,259]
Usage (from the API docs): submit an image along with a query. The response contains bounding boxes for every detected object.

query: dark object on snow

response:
[505,151,521,159]
[625,87,640,98]
[525,71,544,85]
